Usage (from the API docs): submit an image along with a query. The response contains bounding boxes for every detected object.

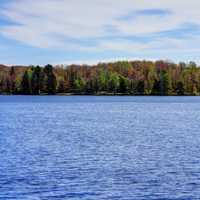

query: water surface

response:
[0,96,200,200]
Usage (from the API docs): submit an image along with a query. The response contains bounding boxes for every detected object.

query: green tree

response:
[108,73,120,93]
[74,78,86,92]
[44,64,57,94]
[31,66,42,95]
[98,69,107,91]
[119,75,129,93]
[21,71,32,94]
[159,70,172,95]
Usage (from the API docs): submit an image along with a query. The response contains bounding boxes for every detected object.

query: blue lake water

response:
[0,96,200,200]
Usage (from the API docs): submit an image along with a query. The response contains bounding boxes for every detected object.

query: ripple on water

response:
[0,96,200,199]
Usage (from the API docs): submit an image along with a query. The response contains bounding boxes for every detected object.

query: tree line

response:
[0,60,200,95]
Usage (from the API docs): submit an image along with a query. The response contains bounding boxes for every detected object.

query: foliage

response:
[1,60,200,95]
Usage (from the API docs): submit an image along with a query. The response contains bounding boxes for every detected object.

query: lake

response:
[0,96,200,200]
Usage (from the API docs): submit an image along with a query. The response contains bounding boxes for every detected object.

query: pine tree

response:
[31,66,42,95]
[44,64,57,94]
[21,71,32,94]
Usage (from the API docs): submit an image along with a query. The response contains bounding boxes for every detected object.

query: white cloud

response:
[0,0,200,52]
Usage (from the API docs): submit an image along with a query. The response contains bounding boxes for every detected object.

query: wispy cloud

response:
[119,8,172,21]
[0,0,200,64]
[136,9,172,16]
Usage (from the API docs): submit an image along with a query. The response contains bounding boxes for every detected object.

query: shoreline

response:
[0,93,198,96]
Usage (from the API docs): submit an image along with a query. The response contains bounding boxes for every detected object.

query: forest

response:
[0,60,199,95]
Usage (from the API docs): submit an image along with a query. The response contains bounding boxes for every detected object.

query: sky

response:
[0,0,200,65]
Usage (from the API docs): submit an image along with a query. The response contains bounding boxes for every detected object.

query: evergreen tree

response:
[119,75,129,93]
[44,64,57,94]
[21,71,32,94]
[159,71,172,95]
[31,66,42,95]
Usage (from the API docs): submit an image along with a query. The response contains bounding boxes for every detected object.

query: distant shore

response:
[0,92,196,96]
[1,61,200,96]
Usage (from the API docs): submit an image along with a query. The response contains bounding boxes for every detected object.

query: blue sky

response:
[0,0,200,65]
